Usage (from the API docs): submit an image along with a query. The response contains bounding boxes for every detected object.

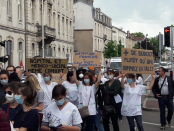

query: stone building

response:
[73,0,112,65]
[0,0,74,67]
[126,31,137,49]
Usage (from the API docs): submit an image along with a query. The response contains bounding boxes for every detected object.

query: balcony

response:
[47,0,53,6]
[103,34,107,40]
[36,25,56,39]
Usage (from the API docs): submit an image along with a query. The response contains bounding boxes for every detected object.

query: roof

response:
[133,37,145,41]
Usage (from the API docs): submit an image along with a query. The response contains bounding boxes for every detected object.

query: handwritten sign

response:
[121,48,155,74]
[73,52,101,67]
[26,58,67,73]
[51,73,67,83]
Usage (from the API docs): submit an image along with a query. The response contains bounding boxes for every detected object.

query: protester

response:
[34,73,44,83]
[41,84,82,131]
[136,74,144,85]
[13,81,39,131]
[121,73,155,131]
[26,75,44,112]
[1,82,23,123]
[0,108,11,130]
[62,71,79,107]
[73,65,101,131]
[152,67,174,130]
[8,72,21,83]
[0,70,9,106]
[103,69,121,131]
[16,67,25,83]
[77,69,86,81]
[6,65,16,74]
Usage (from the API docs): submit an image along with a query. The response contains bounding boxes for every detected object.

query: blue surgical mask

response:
[1,80,8,85]
[71,78,75,82]
[56,98,65,106]
[44,77,50,82]
[127,79,133,84]
[14,95,24,104]
[84,79,90,84]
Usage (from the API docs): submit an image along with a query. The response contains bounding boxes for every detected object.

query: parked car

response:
[160,62,169,71]
[154,63,160,71]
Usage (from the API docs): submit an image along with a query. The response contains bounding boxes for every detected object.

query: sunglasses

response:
[4,91,12,95]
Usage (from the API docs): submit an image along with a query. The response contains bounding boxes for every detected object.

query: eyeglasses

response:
[4,91,12,95]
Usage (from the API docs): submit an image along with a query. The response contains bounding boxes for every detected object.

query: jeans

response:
[126,115,144,131]
[81,115,96,131]
[158,96,173,126]
[95,108,104,131]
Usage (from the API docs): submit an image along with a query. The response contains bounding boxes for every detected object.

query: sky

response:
[94,0,174,38]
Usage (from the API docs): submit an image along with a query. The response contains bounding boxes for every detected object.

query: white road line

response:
[142,121,174,128]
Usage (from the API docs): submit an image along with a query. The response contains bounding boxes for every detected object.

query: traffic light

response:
[170,71,173,79]
[164,27,170,47]
[0,41,5,47]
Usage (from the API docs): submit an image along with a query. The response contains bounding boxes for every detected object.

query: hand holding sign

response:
[96,63,101,71]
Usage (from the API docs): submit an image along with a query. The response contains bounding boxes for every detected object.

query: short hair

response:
[0,70,9,78]
[52,84,66,99]
[20,81,37,106]
[127,74,135,79]
[87,69,95,76]
[43,73,52,80]
[107,69,115,75]
[16,66,21,69]
[159,67,166,73]
[8,73,21,83]
[114,71,119,77]
[6,82,21,94]
[6,65,16,72]
[16,67,22,73]
[67,71,73,82]
[83,72,94,86]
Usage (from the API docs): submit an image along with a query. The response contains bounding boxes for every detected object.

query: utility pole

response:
[42,0,44,58]
[146,34,148,50]
[24,0,27,70]
[170,25,174,78]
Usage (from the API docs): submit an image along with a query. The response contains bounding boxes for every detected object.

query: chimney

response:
[127,31,129,37]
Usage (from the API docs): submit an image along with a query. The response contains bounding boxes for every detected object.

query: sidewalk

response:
[142,93,174,111]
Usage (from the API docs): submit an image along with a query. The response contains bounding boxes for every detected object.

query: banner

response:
[26,58,67,73]
[51,73,67,83]
[73,52,101,67]
[121,48,155,74]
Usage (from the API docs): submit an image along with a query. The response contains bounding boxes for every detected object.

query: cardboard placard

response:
[51,73,67,83]
[26,58,67,73]
[73,52,101,67]
[121,48,155,74]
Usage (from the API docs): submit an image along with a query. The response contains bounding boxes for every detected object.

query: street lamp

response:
[146,34,148,50]
[42,0,44,58]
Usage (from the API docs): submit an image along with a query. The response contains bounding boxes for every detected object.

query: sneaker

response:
[168,121,171,127]
[160,126,165,130]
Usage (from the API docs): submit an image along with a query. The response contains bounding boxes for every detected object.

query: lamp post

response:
[42,0,44,58]
[146,34,148,50]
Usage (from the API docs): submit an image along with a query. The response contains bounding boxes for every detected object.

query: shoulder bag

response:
[159,76,167,95]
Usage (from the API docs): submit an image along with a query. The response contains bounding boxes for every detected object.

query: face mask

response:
[14,95,24,104]
[79,74,84,78]
[84,79,90,84]
[1,80,8,85]
[104,73,107,78]
[108,75,114,80]
[56,98,65,106]
[8,72,12,75]
[71,78,75,82]
[44,77,50,82]
[5,94,15,103]
[127,79,133,84]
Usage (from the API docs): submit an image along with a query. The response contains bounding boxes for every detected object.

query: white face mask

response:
[108,75,114,80]
[5,93,15,103]
[79,74,84,78]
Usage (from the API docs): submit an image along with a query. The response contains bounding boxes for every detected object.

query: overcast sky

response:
[94,0,174,38]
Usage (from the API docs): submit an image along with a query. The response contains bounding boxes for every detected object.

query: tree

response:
[117,40,124,57]
[132,32,145,38]
[104,40,118,58]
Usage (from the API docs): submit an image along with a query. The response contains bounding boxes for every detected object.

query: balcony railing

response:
[37,25,56,39]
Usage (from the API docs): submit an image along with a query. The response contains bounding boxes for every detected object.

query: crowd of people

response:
[0,65,173,131]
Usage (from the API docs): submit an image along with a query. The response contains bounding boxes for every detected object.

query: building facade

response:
[112,26,126,47]
[126,31,137,49]
[73,1,112,65]
[0,0,74,68]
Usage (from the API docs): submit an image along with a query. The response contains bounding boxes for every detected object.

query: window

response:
[53,12,55,28]
[48,46,52,56]
[53,47,56,57]
[62,17,64,35]
[98,24,99,36]
[18,0,22,20]
[7,0,11,17]
[40,5,42,25]
[67,48,68,53]
[32,43,35,57]
[31,0,35,23]
[48,9,51,26]
[66,19,68,36]
[70,21,72,36]
[18,42,23,65]
[58,14,60,34]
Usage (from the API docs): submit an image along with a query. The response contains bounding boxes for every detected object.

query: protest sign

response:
[121,48,155,74]
[73,52,101,67]
[51,73,67,83]
[26,58,67,73]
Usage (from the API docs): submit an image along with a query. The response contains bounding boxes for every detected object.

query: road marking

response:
[143,121,174,128]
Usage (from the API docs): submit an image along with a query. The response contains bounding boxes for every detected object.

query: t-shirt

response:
[0,85,6,106]
[14,109,39,131]
[78,83,97,115]
[121,84,146,116]
[138,77,143,85]
[62,81,79,107]
[101,78,108,84]
[1,103,23,121]
[46,82,58,99]
[33,90,44,108]
[43,102,82,127]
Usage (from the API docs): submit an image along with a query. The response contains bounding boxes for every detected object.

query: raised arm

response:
[73,65,79,86]
[121,73,127,89]
[95,65,101,89]
[115,74,122,80]
[146,74,156,90]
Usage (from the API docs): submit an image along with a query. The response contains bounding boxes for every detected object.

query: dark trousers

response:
[126,115,144,131]
[158,96,173,126]
[81,115,95,131]
[103,112,119,131]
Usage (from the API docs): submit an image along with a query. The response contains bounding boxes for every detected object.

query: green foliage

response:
[133,43,140,49]
[117,40,124,57]
[104,40,118,58]
[132,32,145,38]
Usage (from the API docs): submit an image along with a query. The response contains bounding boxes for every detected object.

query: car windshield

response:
[110,62,122,70]
[154,63,159,67]
[160,63,168,66]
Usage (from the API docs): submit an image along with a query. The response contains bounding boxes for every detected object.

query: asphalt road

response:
[117,110,174,131]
